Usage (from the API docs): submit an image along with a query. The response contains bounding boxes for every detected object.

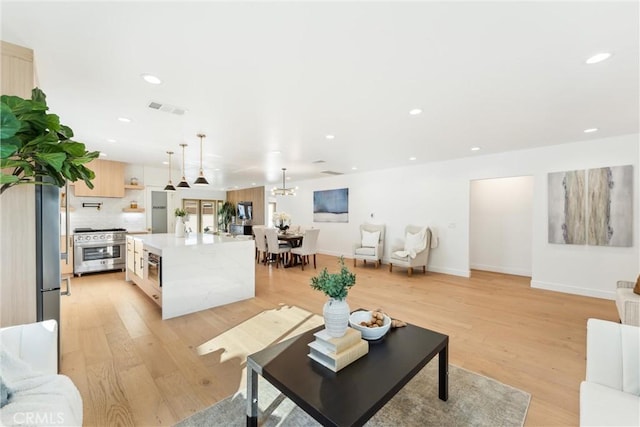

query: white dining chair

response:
[264,228,291,268]
[252,226,267,264]
[290,228,320,270]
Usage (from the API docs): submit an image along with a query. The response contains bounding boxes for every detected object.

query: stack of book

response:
[307,328,369,372]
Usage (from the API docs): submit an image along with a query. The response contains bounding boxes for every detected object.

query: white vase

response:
[175,217,185,237]
[323,298,350,338]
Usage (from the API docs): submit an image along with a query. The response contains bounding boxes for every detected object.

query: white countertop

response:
[133,233,247,251]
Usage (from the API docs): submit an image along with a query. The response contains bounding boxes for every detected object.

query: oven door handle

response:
[147,260,159,267]
[75,241,124,249]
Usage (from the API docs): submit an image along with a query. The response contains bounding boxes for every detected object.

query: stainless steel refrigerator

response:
[35,183,61,323]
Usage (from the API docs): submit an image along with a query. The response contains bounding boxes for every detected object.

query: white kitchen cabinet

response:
[126,236,135,274]
[133,238,144,278]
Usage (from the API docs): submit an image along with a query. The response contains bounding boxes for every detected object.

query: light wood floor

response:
[60,254,618,426]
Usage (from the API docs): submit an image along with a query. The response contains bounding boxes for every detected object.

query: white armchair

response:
[1,320,83,426]
[580,318,639,426]
[615,279,640,326]
[353,223,385,268]
[389,226,432,276]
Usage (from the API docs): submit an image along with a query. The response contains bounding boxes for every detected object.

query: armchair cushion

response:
[355,247,375,256]
[361,230,380,248]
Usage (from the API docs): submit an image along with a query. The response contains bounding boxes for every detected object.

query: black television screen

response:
[237,201,252,220]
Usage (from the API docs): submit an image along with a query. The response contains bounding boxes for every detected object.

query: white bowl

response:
[349,311,391,340]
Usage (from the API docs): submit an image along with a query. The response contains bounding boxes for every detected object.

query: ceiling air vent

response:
[147,101,187,116]
[320,170,343,176]
[312,160,326,164]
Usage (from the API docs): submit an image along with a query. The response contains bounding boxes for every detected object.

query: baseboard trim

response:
[318,252,470,278]
[530,280,615,300]
[470,263,531,277]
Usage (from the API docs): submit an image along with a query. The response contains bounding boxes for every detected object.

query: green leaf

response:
[20,111,49,133]
[45,114,60,132]
[31,88,47,105]
[0,141,20,159]
[35,152,66,171]
[0,103,21,139]
[0,174,20,185]
[57,124,74,140]
[1,96,32,116]
[59,141,86,157]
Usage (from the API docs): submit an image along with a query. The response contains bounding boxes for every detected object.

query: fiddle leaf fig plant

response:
[0,87,99,195]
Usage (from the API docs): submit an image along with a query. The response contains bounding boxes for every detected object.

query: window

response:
[267,202,276,227]
[183,199,221,233]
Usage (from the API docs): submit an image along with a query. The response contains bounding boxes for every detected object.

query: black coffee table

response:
[246,323,449,426]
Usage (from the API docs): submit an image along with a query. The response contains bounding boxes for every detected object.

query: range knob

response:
[93,235,98,240]
[100,235,105,240]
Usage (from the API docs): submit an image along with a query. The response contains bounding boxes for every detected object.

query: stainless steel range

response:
[73,228,127,276]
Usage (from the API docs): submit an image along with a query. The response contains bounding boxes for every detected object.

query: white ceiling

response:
[2,1,638,191]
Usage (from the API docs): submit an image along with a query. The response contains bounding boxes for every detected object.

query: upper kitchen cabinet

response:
[74,159,125,198]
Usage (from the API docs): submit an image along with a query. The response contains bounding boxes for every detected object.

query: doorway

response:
[469,176,534,277]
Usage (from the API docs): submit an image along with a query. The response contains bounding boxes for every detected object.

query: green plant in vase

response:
[310,256,356,337]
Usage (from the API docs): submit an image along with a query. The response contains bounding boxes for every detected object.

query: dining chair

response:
[264,228,291,268]
[252,226,267,264]
[290,228,320,270]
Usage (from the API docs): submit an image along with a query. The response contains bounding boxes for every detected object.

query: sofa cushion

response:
[615,288,640,326]
[580,381,640,426]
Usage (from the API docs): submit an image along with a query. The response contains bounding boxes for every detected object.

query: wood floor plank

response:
[86,361,135,427]
[118,364,177,426]
[60,260,618,426]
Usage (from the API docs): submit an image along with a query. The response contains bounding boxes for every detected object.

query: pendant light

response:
[163,151,176,192]
[193,133,209,186]
[271,168,296,196]
[177,143,190,188]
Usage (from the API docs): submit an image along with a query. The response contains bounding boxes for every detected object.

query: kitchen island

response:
[126,233,255,320]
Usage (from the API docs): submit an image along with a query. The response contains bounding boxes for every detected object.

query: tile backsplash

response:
[65,189,146,234]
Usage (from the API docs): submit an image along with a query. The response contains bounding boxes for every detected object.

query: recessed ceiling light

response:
[162,161,169,165]
[409,109,422,115]
[270,150,281,155]
[141,73,162,84]
[118,117,131,123]
[470,146,481,151]
[214,168,220,171]
[585,52,612,64]
[107,138,117,143]
[325,134,335,140]
[251,182,256,186]
[409,156,417,161]
[584,128,599,133]
[99,152,107,157]
[352,166,358,170]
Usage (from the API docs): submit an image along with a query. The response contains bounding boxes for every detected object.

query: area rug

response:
[175,361,531,427]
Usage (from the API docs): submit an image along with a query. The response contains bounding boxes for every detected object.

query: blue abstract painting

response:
[313,188,349,223]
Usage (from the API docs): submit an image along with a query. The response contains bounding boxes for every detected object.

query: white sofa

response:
[579,318,640,427]
[1,320,82,426]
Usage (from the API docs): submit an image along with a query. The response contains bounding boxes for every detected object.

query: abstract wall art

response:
[548,170,586,244]
[313,188,349,223]
[587,165,633,247]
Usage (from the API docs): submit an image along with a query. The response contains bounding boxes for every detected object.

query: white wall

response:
[469,176,533,277]
[274,133,639,299]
